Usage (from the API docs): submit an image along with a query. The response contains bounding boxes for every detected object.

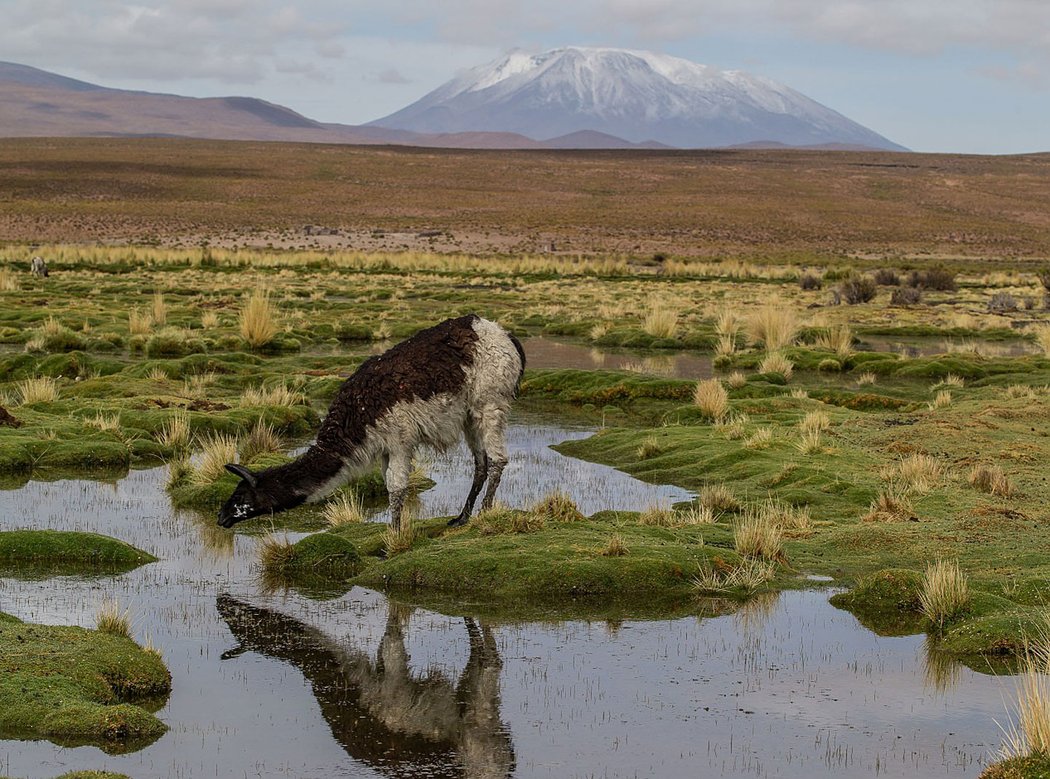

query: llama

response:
[30,256,48,277]
[218,314,525,530]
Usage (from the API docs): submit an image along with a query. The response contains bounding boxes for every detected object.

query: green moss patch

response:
[0,618,171,753]
[980,754,1050,779]
[0,530,156,577]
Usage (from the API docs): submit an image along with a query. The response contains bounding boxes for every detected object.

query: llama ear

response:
[225,463,258,487]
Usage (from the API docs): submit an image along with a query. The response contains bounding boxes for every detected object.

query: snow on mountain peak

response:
[370,46,906,151]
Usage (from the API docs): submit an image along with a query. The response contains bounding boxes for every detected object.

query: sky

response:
[3,0,1049,154]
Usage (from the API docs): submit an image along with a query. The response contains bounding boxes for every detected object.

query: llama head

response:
[218,463,278,527]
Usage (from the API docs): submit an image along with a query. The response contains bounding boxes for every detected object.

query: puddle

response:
[859,334,1038,358]
[0,418,1016,778]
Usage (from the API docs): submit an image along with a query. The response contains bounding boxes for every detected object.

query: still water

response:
[0,419,1014,779]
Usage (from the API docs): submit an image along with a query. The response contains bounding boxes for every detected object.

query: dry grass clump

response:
[239,384,305,407]
[856,372,877,387]
[795,429,824,455]
[863,488,915,522]
[383,514,418,556]
[714,307,742,340]
[128,308,153,335]
[699,483,740,513]
[323,491,366,527]
[693,558,776,594]
[678,503,717,525]
[1034,324,1050,358]
[693,378,729,420]
[798,411,830,435]
[589,322,609,341]
[201,310,220,329]
[191,432,239,485]
[759,497,812,533]
[258,533,296,570]
[146,366,169,382]
[715,334,737,357]
[86,412,121,432]
[95,598,132,639]
[1006,384,1038,400]
[473,503,546,535]
[531,490,585,522]
[790,388,809,399]
[919,559,970,628]
[968,464,1014,497]
[641,303,679,339]
[158,411,191,449]
[636,435,663,459]
[0,268,18,291]
[240,420,282,462]
[746,306,799,350]
[714,412,749,440]
[893,454,945,493]
[734,509,784,560]
[936,373,965,389]
[151,292,168,326]
[240,288,278,348]
[759,352,793,380]
[815,323,854,358]
[17,376,58,405]
[638,503,678,527]
[726,371,747,389]
[744,427,774,450]
[998,621,1050,764]
[601,534,629,557]
[928,389,953,409]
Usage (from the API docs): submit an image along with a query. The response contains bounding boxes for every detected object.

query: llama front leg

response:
[478,407,509,511]
[384,451,412,533]
[449,427,488,527]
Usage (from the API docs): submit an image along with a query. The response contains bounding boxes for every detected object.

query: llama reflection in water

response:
[216,595,514,778]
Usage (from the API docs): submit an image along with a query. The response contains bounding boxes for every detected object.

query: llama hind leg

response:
[478,408,509,511]
[384,451,412,533]
[449,425,487,527]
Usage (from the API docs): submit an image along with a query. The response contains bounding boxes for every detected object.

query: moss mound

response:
[980,754,1050,779]
[0,618,171,753]
[829,569,925,636]
[0,530,156,572]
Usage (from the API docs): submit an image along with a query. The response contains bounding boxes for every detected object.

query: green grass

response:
[0,616,171,752]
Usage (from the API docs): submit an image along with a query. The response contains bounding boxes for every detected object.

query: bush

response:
[872,268,900,286]
[798,273,823,290]
[988,292,1019,312]
[907,267,957,291]
[839,276,878,304]
[891,287,923,306]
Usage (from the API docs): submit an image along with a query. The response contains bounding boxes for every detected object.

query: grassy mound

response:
[0,617,171,753]
[0,530,156,577]
[980,754,1050,779]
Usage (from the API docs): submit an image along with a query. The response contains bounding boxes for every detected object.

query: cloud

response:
[373,68,411,84]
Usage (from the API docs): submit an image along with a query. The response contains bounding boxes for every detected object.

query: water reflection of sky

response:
[0,420,1017,779]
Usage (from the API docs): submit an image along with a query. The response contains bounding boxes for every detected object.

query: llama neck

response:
[262,442,358,506]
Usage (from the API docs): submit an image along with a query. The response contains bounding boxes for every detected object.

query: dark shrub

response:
[798,273,823,290]
[839,276,878,304]
[987,292,1018,313]
[891,287,923,305]
[1037,268,1050,291]
[906,267,957,291]
[872,269,900,286]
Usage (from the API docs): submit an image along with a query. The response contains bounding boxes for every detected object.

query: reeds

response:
[601,534,629,557]
[919,559,969,628]
[863,487,915,522]
[636,435,663,459]
[0,268,18,291]
[928,389,952,409]
[815,323,854,359]
[257,533,296,570]
[679,503,717,524]
[240,288,278,348]
[894,453,945,493]
[128,308,153,335]
[698,483,740,513]
[201,310,220,329]
[151,292,168,326]
[798,411,830,435]
[693,378,729,420]
[383,514,417,556]
[638,502,678,527]
[744,427,774,450]
[239,384,304,407]
[998,620,1050,762]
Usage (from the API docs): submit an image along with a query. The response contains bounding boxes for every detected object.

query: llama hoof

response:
[447,515,468,527]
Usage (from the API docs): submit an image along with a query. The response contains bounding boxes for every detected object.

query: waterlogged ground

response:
[0,416,1023,779]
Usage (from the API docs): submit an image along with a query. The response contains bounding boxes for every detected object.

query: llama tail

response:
[509,333,526,397]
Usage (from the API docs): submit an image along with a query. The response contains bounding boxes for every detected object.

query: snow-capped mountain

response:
[369,47,906,151]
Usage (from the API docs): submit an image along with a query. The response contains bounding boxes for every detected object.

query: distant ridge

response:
[0,59,903,151]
